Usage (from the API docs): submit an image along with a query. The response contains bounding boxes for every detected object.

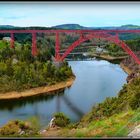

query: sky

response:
[1,2,140,27]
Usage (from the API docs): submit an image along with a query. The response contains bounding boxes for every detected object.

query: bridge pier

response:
[51,56,63,68]
[55,32,61,61]
[10,33,14,48]
[32,33,38,56]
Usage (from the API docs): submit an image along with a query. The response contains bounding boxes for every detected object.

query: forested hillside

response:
[0,39,74,93]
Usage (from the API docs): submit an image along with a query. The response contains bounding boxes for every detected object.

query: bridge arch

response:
[58,33,140,65]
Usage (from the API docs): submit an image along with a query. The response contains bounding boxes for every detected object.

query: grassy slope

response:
[57,109,140,138]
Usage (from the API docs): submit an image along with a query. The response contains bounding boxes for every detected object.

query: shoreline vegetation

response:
[0,76,75,100]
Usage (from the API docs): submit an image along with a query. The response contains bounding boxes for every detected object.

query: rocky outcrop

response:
[40,117,61,137]
[121,51,140,72]
[121,51,140,83]
[126,71,140,83]
[128,124,140,138]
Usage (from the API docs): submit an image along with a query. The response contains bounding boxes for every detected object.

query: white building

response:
[3,37,11,42]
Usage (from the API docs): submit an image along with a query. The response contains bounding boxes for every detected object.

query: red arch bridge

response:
[0,29,140,64]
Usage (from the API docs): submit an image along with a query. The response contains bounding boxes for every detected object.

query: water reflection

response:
[0,90,84,118]
[0,91,64,111]
[62,96,84,117]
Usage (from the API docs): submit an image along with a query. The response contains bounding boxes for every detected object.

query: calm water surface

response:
[0,60,128,129]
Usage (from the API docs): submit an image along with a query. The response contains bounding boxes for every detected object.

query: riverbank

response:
[120,63,132,75]
[89,53,128,61]
[0,77,75,100]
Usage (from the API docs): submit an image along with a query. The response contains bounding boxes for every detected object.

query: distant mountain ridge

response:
[0,25,16,29]
[52,24,140,30]
[51,24,87,29]
[1,24,140,30]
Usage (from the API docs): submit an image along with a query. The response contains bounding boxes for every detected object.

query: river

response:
[0,60,128,129]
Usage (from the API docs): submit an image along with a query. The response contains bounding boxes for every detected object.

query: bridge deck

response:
[1,29,140,34]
